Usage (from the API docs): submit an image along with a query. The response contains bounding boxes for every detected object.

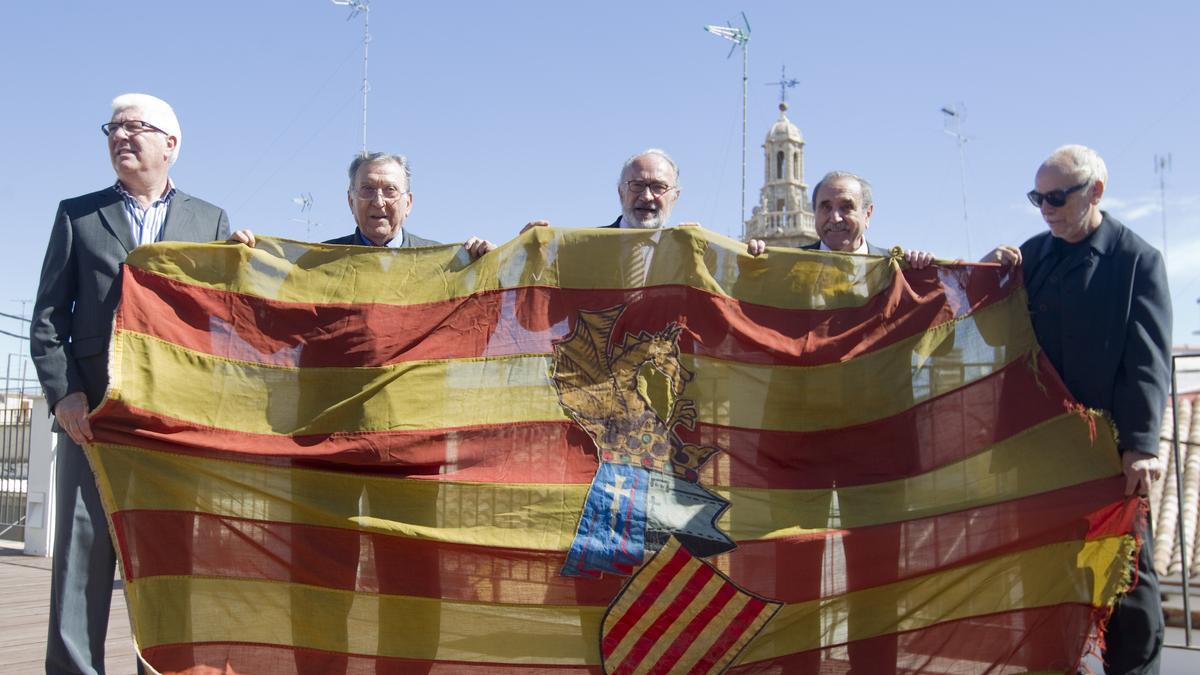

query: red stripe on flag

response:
[615,563,717,674]
[646,581,739,675]
[112,510,625,604]
[602,546,694,657]
[109,479,1135,604]
[119,264,1013,369]
[726,476,1136,601]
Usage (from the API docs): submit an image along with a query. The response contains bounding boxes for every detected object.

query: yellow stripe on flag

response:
[126,576,605,664]
[108,287,1031,435]
[125,227,901,310]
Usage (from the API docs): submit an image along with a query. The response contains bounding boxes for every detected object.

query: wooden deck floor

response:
[0,542,136,675]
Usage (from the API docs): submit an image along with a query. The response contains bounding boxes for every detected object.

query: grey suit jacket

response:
[30,186,230,410]
[324,228,440,247]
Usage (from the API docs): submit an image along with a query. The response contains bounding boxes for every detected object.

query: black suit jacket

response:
[1021,212,1171,455]
[603,217,621,229]
[801,240,890,256]
[31,186,230,410]
[324,228,440,247]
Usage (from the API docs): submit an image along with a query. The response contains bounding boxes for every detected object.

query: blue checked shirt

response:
[114,179,177,246]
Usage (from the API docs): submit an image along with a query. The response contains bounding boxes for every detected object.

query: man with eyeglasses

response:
[232,152,493,257]
[31,93,229,675]
[610,149,683,229]
[986,145,1170,674]
[521,148,695,232]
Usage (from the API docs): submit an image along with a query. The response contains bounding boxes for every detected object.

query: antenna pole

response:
[942,104,972,259]
[360,5,370,153]
[740,39,747,232]
[1155,153,1171,265]
[703,14,751,236]
[332,0,371,152]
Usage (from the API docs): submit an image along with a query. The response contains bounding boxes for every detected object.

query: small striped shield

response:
[601,537,782,674]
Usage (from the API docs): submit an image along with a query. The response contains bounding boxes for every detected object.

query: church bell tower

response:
[743,102,816,246]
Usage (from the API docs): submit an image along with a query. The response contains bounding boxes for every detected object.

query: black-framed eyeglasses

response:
[352,185,407,202]
[1026,182,1088,208]
[623,180,675,197]
[101,120,169,137]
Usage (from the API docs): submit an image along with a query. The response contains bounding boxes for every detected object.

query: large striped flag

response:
[86,227,1140,674]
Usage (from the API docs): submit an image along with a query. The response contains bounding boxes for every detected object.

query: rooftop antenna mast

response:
[704,12,751,234]
[941,103,973,259]
[332,0,371,153]
[765,64,799,104]
[291,193,319,240]
[1155,153,1172,265]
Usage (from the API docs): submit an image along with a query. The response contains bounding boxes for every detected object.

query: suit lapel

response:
[162,192,195,242]
[97,197,135,254]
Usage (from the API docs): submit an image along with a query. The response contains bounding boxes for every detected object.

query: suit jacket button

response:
[1038,303,1048,312]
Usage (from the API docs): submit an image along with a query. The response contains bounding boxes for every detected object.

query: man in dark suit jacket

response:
[521,148,698,232]
[31,93,229,675]
[746,170,931,266]
[232,152,493,257]
[988,145,1170,674]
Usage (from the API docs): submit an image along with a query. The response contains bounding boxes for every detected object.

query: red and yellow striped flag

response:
[86,227,1139,674]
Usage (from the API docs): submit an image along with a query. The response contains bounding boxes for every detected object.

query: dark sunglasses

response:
[1026,181,1088,208]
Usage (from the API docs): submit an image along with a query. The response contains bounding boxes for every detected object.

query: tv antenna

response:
[941,103,972,259]
[291,192,319,239]
[704,12,751,233]
[331,0,371,153]
[766,65,799,105]
[1155,153,1171,265]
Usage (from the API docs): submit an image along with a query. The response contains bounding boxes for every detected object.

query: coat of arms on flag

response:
[552,305,736,576]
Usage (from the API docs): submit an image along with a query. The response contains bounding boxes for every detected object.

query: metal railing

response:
[1167,352,1199,648]
[0,405,32,541]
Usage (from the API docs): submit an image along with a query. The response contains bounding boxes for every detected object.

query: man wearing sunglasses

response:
[31,93,230,674]
[986,145,1170,673]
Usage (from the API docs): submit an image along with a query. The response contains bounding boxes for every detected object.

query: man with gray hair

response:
[31,93,229,674]
[988,145,1170,673]
[232,151,494,256]
[522,148,694,231]
[608,149,682,229]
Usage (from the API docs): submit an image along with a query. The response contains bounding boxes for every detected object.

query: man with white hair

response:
[988,145,1170,673]
[608,149,682,228]
[520,148,696,232]
[31,93,229,674]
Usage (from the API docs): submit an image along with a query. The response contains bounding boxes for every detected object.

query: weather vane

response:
[704,12,751,234]
[765,65,799,105]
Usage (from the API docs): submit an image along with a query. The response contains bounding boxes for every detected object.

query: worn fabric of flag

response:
[86,227,1141,674]
[601,537,781,675]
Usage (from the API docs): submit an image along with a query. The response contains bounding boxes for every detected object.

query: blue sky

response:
[1,1,1198,365]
